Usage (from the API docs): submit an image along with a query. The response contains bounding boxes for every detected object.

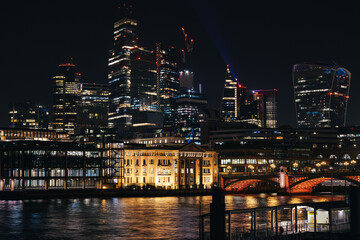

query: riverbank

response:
[0,188,213,200]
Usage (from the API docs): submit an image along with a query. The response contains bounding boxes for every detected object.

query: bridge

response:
[220,170,360,193]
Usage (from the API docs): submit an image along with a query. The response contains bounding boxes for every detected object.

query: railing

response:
[200,201,350,240]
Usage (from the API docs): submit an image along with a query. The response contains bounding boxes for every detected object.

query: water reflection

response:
[0,194,344,239]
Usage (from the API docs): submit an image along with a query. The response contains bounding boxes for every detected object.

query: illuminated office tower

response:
[130,48,157,112]
[52,63,81,134]
[220,66,241,121]
[76,83,109,137]
[156,43,180,129]
[108,4,138,129]
[9,102,49,129]
[252,89,278,128]
[174,88,208,144]
[293,63,351,128]
[129,47,162,129]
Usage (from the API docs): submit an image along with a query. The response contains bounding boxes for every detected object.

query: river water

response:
[0,194,344,239]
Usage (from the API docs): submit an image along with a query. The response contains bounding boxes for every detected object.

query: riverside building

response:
[123,143,218,189]
[0,140,124,191]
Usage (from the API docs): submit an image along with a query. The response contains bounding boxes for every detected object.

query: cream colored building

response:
[123,143,218,189]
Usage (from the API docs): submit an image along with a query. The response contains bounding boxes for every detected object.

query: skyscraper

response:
[108,5,138,129]
[252,89,278,128]
[130,47,162,129]
[293,63,351,128]
[130,47,157,112]
[156,43,180,129]
[220,66,240,121]
[52,63,81,134]
[76,83,109,137]
[174,88,208,144]
[9,102,49,129]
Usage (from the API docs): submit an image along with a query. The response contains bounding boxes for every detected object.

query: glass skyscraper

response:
[293,63,351,128]
[76,83,109,136]
[52,63,81,134]
[220,66,240,121]
[156,43,180,129]
[252,89,277,128]
[108,15,138,129]
[130,47,157,112]
[174,88,208,144]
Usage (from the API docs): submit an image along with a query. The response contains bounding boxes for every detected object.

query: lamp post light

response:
[316,162,321,172]
[270,163,276,173]
[293,162,299,172]
[350,160,356,171]
[248,165,254,175]
[227,166,232,175]
[344,161,349,171]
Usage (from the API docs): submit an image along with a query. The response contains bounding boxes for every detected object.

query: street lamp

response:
[270,163,276,173]
[293,162,299,172]
[344,161,349,171]
[316,162,321,172]
[248,165,254,174]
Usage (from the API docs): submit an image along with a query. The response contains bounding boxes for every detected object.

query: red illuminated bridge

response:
[220,170,360,193]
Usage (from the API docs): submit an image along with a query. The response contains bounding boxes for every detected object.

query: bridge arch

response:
[224,178,279,191]
[290,176,360,193]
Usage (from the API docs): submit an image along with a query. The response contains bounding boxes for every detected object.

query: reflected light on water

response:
[0,194,345,239]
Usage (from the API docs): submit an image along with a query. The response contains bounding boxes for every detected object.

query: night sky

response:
[1,1,360,128]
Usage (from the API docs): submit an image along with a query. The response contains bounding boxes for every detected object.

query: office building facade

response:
[123,143,218,189]
[108,17,138,129]
[76,83,110,138]
[9,102,49,129]
[293,63,351,128]
[220,66,240,121]
[52,63,81,134]
[174,88,208,144]
[156,43,180,129]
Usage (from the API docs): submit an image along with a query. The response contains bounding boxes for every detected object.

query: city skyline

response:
[2,1,360,128]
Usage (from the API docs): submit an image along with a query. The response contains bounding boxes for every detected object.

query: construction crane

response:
[181,27,194,63]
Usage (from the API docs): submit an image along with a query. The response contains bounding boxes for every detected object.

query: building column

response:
[10,150,14,189]
[178,159,182,189]
[44,151,49,190]
[314,208,317,233]
[184,159,188,189]
[64,151,68,190]
[99,148,103,189]
[295,206,298,232]
[83,150,86,189]
[21,150,25,190]
[11,179,15,191]
[193,159,197,189]
[199,158,203,189]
